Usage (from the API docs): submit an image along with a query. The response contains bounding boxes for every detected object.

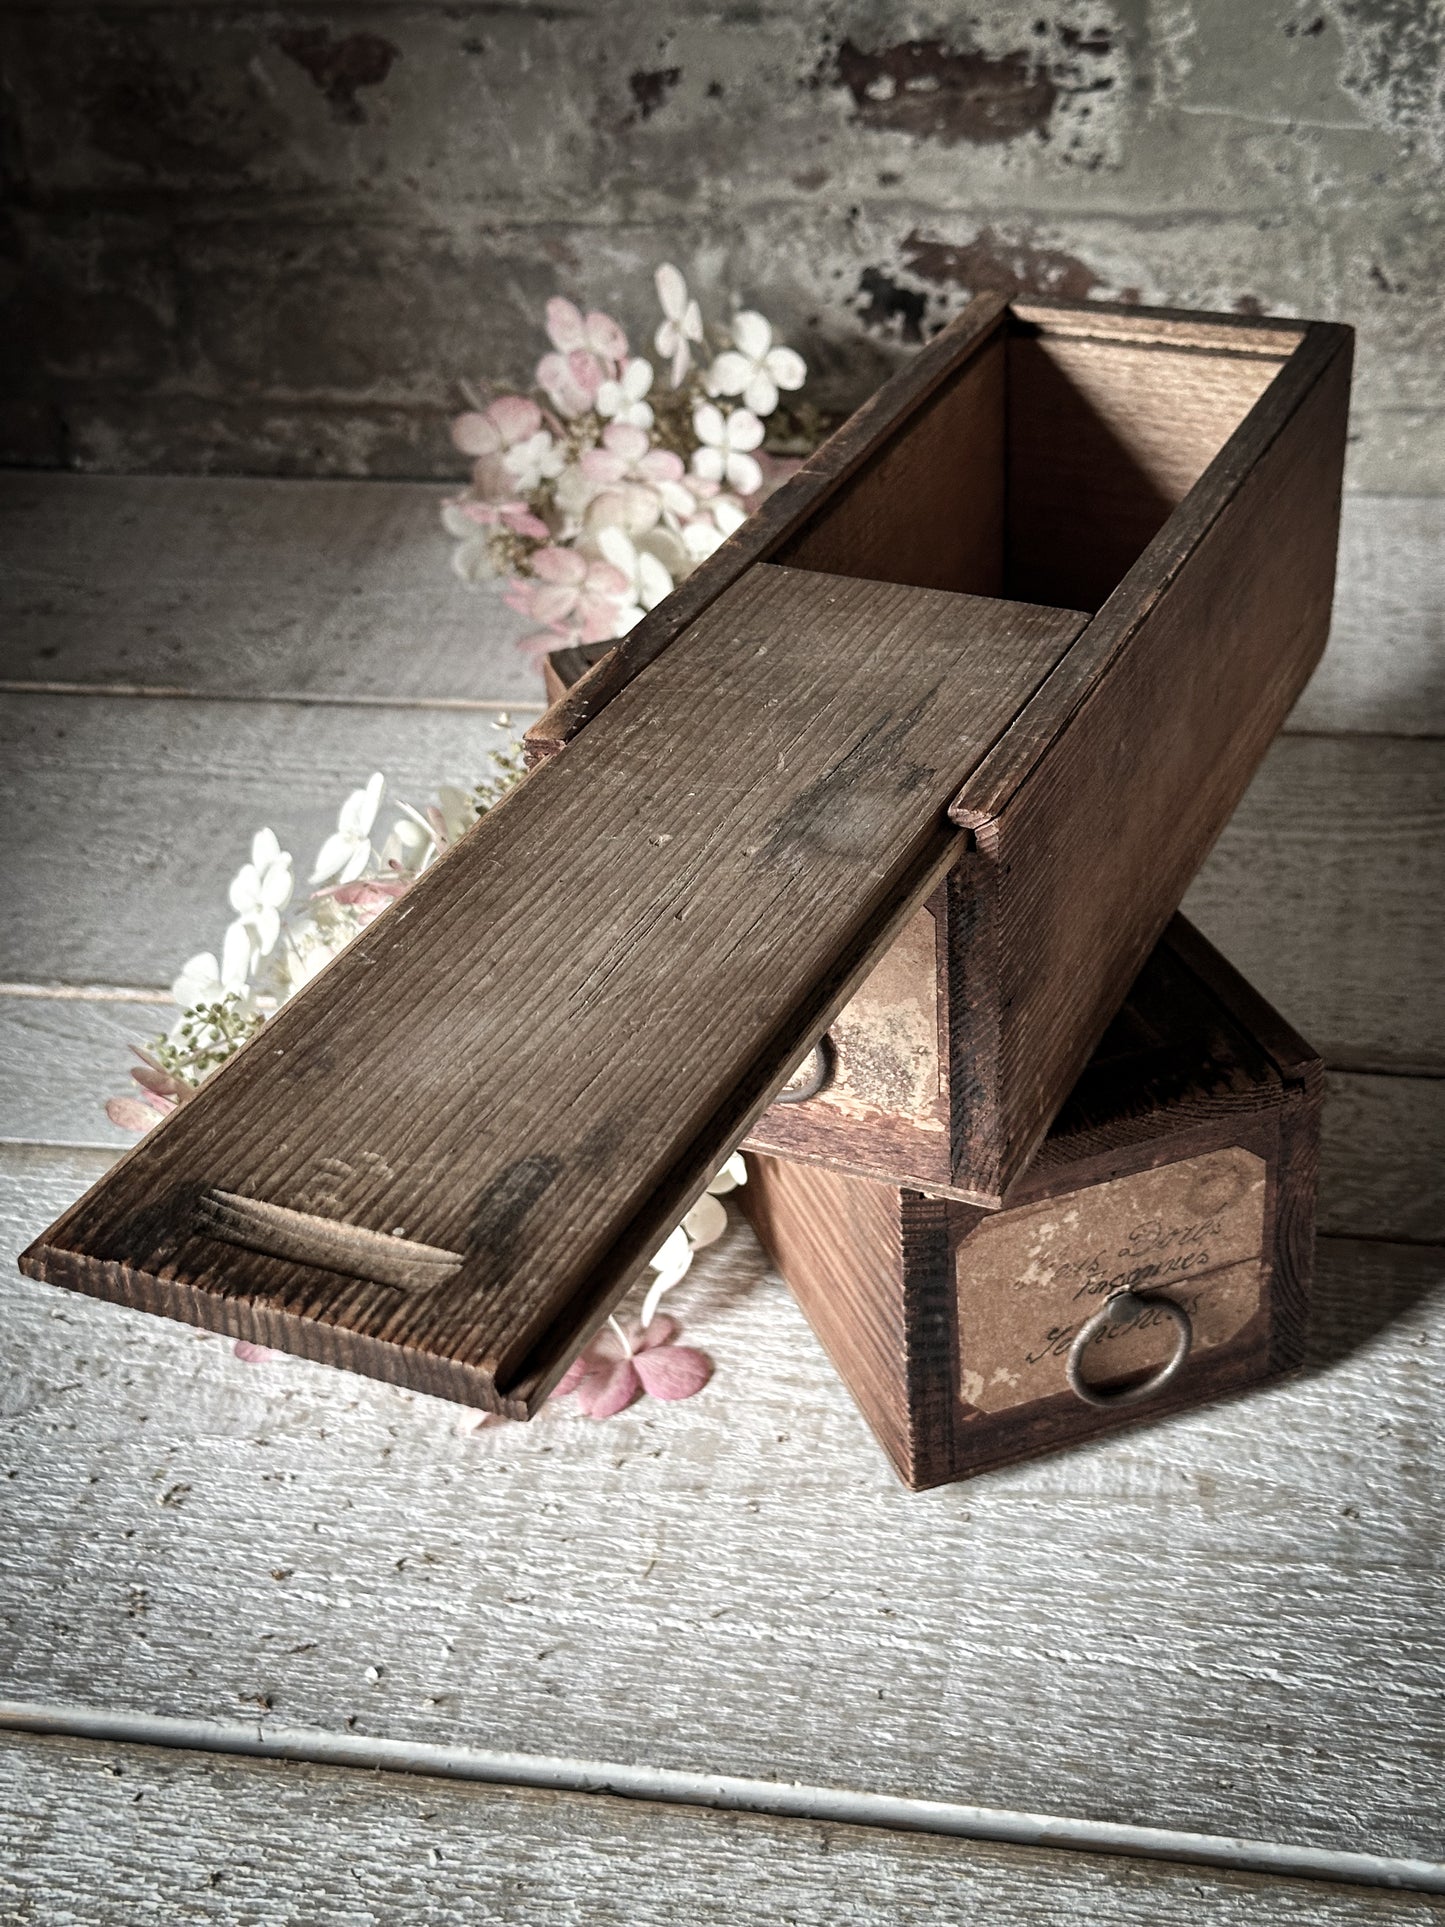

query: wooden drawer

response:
[742,918,1322,1490]
[538,295,1352,1206]
[20,297,1348,1424]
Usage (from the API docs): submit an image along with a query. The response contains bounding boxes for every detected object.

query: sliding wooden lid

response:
[21,565,1084,1414]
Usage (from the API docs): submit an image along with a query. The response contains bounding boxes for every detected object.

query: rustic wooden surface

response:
[24,568,1083,1411]
[0,472,1440,1909]
[6,1733,1440,1927]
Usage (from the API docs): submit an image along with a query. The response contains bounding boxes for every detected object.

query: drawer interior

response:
[777,309,1298,616]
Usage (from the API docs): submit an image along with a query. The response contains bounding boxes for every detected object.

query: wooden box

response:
[742,918,1322,1490]
[20,298,1348,1426]
[538,295,1352,1207]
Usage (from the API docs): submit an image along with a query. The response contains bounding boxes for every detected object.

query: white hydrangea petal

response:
[228,863,259,916]
[253,904,281,956]
[656,263,688,320]
[743,370,779,417]
[681,298,703,340]
[624,357,654,400]
[595,523,636,574]
[707,1151,748,1194]
[337,840,372,885]
[708,351,751,397]
[681,1192,727,1248]
[726,452,764,496]
[692,400,726,445]
[259,859,294,910]
[726,408,765,452]
[766,345,807,391]
[641,1225,694,1326]
[251,827,281,870]
[714,499,747,536]
[451,536,497,584]
[730,310,772,359]
[221,919,253,991]
[691,447,725,485]
[172,952,220,1009]
[309,830,355,884]
[637,550,674,609]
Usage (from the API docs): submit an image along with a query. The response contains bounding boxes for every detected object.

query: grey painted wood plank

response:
[1290,495,1445,737]
[5,1733,1437,1927]
[1319,1071,1445,1244]
[2,475,1440,734]
[1183,732,1444,1074]
[0,471,546,707]
[1,1147,1441,1860]
[4,695,1439,1068]
[4,990,1439,1244]
[0,693,513,987]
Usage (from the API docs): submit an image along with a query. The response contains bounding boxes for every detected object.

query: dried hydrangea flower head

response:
[442,263,813,662]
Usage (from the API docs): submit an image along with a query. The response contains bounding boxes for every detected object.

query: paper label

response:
[956,1146,1267,1414]
[780,906,943,1128]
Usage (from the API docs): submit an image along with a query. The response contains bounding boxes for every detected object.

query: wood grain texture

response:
[1291,494,1445,736]
[0,471,545,706]
[540,305,1352,1201]
[1184,732,1445,1075]
[776,331,1005,596]
[1,1146,1441,1860]
[748,919,1321,1489]
[956,322,1352,1196]
[0,693,512,988]
[23,570,1083,1413]
[5,1733,1438,1927]
[1005,329,1286,614]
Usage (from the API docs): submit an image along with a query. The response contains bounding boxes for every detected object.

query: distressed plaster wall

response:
[1,1,1441,488]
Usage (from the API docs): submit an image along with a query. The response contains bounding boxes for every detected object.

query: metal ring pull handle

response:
[775,1036,835,1105]
[1065,1289,1193,1409]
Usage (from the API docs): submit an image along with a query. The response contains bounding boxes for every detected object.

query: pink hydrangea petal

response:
[106,1095,161,1134]
[602,421,649,463]
[586,311,629,363]
[233,1340,284,1364]
[639,447,685,484]
[502,580,537,616]
[530,583,581,625]
[579,448,625,485]
[452,411,502,457]
[530,545,587,586]
[635,1345,712,1401]
[456,1408,508,1435]
[502,507,552,540]
[578,601,627,645]
[584,559,631,599]
[546,296,586,352]
[576,1358,641,1418]
[488,395,542,443]
[632,1314,678,1353]
[553,1355,592,1397]
[566,349,604,401]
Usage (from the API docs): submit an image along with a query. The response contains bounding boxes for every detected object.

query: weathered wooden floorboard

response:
[1288,494,1445,736]
[2,988,1439,1241]
[3,475,1436,733]
[0,694,511,988]
[0,471,545,707]
[4,1733,1437,1927]
[1182,732,1444,1074]
[4,697,1438,1076]
[1,1147,1440,1859]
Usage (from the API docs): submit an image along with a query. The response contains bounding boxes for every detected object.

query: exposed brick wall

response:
[2,1,1441,488]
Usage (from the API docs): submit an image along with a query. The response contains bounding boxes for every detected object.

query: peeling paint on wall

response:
[273,27,401,124]
[1324,0,1445,162]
